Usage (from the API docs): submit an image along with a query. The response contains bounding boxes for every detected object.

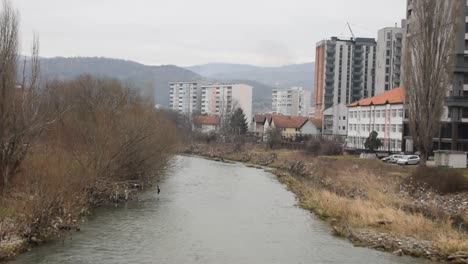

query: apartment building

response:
[375,24,405,92]
[272,87,311,117]
[201,84,253,129]
[314,37,377,135]
[347,87,404,152]
[169,82,203,114]
[404,0,468,152]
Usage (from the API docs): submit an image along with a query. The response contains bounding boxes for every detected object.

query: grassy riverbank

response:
[0,77,177,262]
[185,143,468,262]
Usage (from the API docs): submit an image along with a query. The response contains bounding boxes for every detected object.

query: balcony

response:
[326,71,335,77]
[445,96,468,107]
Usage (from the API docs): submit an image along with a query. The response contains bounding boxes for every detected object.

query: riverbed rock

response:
[393,249,404,256]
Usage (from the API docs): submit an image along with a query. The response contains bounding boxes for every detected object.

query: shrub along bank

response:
[185,143,468,263]
[0,76,178,261]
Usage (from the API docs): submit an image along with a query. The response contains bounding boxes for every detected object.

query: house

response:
[347,87,404,152]
[192,115,220,133]
[263,115,322,141]
[252,114,271,138]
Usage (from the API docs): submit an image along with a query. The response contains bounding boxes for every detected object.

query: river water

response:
[12,156,431,264]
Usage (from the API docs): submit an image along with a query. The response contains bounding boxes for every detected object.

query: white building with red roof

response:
[347,87,404,152]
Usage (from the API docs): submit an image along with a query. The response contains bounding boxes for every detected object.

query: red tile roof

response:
[193,115,220,126]
[348,87,404,107]
[254,114,272,124]
[270,115,309,129]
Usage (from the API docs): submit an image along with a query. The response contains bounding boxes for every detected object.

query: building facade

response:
[347,87,404,152]
[263,115,321,141]
[314,37,378,117]
[169,82,203,114]
[201,83,253,129]
[404,0,468,152]
[375,24,405,92]
[322,103,348,136]
[272,87,311,116]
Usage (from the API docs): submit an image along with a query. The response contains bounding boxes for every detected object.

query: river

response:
[12,156,432,264]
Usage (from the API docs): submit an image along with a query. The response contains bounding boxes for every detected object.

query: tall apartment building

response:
[201,84,253,129]
[272,87,311,116]
[314,37,377,135]
[404,0,468,152]
[169,82,203,114]
[375,24,405,92]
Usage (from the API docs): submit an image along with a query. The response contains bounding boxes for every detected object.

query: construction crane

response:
[347,22,355,40]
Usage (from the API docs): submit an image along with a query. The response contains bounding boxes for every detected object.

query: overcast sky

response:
[14,0,406,67]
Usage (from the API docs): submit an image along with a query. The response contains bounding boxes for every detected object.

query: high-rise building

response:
[201,84,253,129]
[314,37,377,135]
[375,24,405,92]
[169,82,203,114]
[314,37,377,115]
[272,87,311,117]
[404,0,468,152]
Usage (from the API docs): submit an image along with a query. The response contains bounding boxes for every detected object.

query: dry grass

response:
[281,175,468,256]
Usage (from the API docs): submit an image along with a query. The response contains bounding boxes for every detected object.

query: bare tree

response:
[403,0,462,165]
[0,0,46,193]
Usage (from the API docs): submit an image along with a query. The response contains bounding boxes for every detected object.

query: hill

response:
[29,57,201,105]
[186,62,315,92]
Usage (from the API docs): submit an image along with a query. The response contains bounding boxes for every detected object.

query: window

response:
[392,109,397,118]
[343,116,346,121]
[343,126,346,131]
[382,110,386,118]
[391,125,397,132]
[376,110,380,118]
[366,124,370,131]
[398,124,403,133]
[367,110,371,118]
[398,109,403,117]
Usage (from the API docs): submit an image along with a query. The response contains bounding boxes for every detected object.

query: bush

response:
[3,76,178,241]
[404,166,468,194]
[305,136,344,156]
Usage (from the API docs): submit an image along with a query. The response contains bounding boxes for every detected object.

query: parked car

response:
[382,155,404,163]
[396,155,420,165]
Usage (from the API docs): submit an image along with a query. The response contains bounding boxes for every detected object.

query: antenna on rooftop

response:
[347,22,355,40]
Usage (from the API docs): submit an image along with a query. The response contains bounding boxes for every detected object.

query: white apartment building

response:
[375,24,405,92]
[169,82,203,114]
[323,103,348,136]
[272,87,311,117]
[201,84,253,129]
[347,87,404,152]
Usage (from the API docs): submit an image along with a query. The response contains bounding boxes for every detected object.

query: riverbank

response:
[184,143,468,263]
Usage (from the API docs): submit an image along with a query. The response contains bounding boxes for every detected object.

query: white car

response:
[382,155,404,163]
[396,155,420,165]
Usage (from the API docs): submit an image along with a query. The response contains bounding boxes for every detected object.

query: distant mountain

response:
[26,57,311,113]
[30,57,201,105]
[186,62,315,92]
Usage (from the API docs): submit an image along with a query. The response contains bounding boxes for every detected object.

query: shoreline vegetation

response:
[184,142,468,263]
[0,77,177,262]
